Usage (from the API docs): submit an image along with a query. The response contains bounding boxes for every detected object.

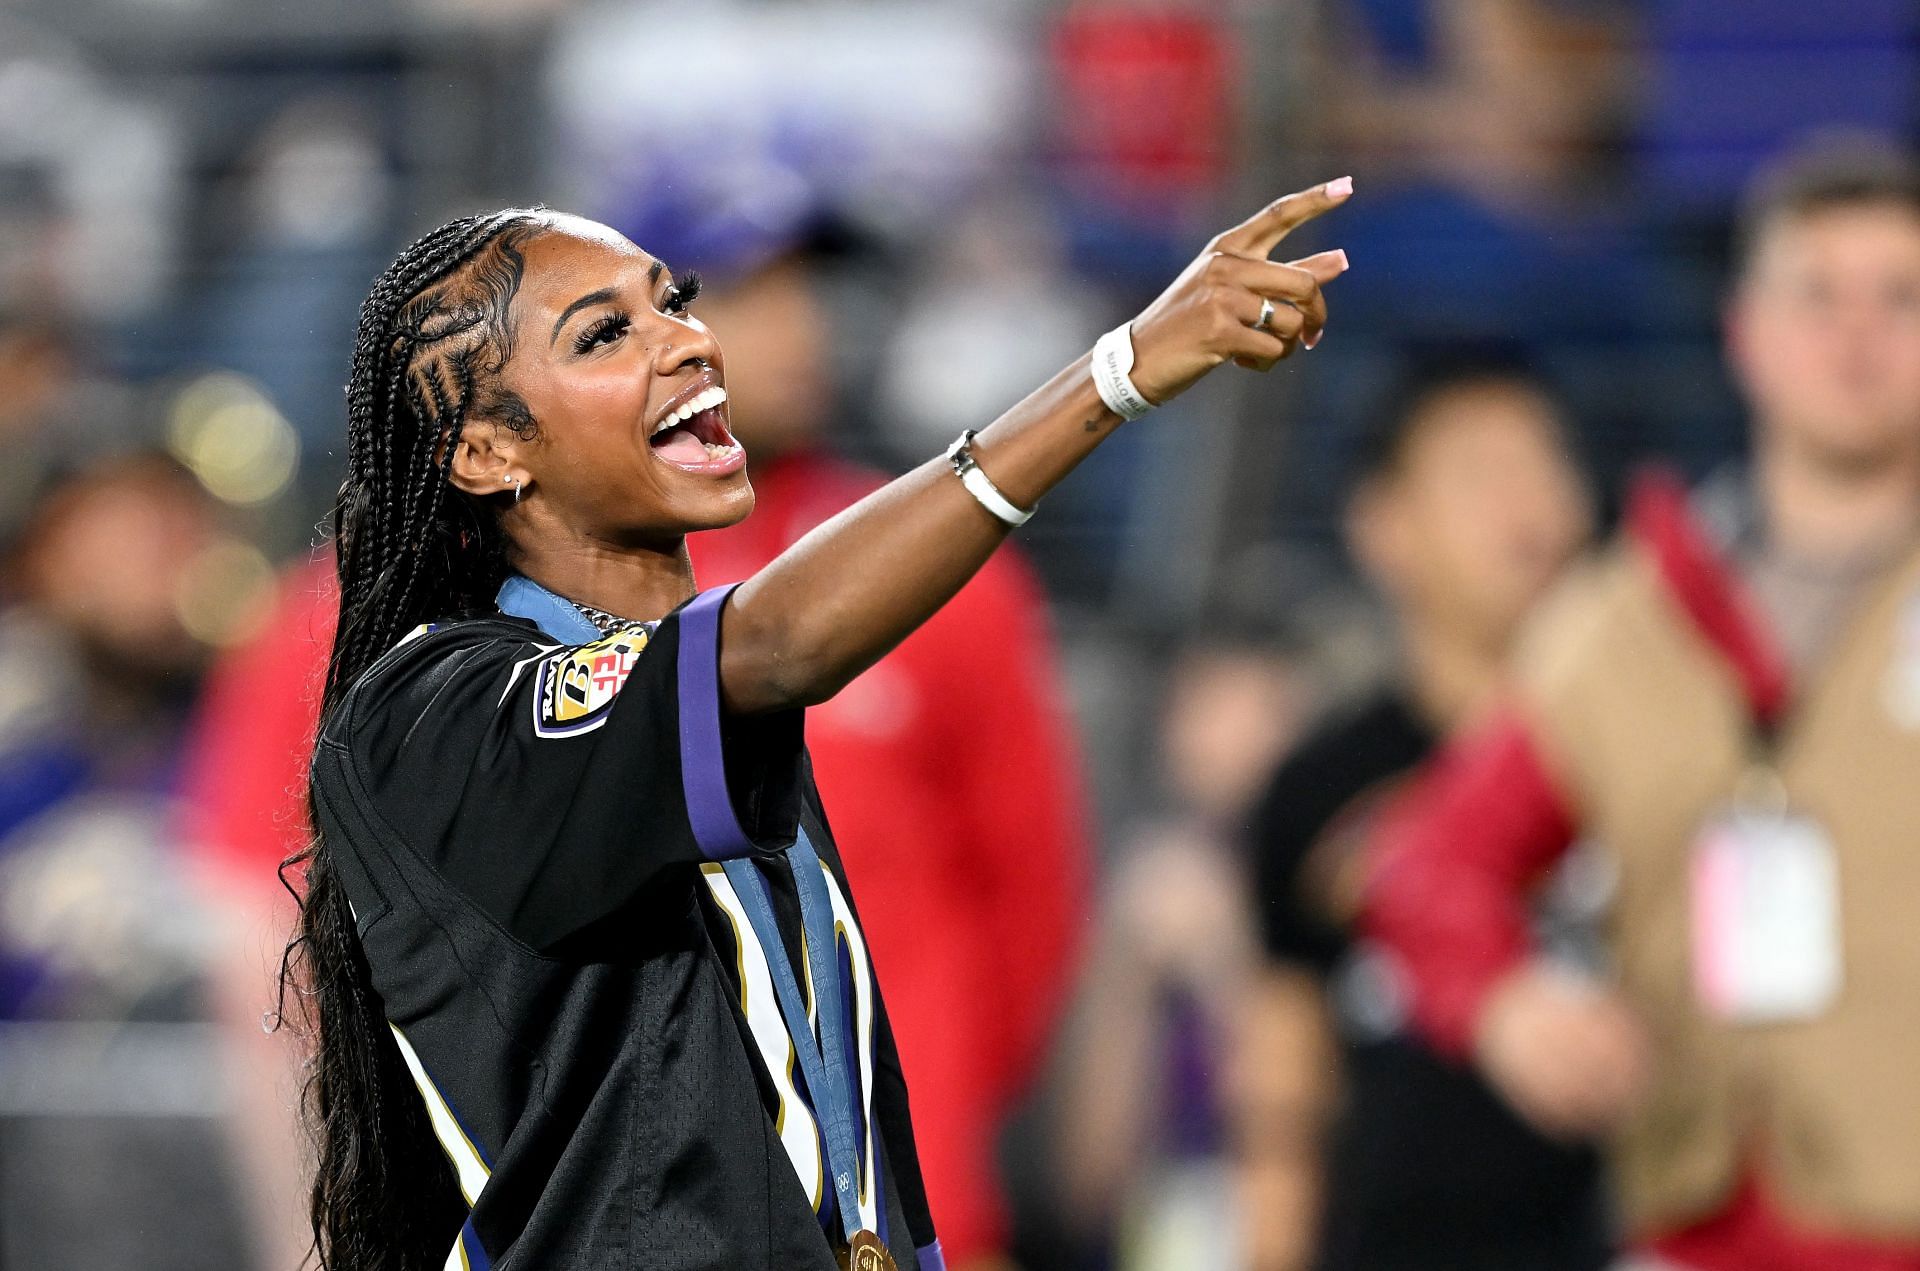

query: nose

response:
[651,313,722,381]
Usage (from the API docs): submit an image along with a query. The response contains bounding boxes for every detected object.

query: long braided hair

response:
[280,209,548,1271]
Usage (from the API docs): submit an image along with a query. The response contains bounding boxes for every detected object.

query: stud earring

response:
[503,474,522,504]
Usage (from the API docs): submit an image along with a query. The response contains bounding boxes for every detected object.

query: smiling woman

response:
[282,187,1351,1271]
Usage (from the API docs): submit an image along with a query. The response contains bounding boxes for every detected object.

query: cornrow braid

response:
[280,208,549,1271]
[327,211,541,710]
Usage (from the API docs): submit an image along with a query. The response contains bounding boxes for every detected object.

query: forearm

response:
[718,356,1118,712]
[1232,969,1334,1271]
[718,176,1352,713]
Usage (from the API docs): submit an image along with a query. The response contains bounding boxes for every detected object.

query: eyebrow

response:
[551,288,616,345]
[548,262,669,347]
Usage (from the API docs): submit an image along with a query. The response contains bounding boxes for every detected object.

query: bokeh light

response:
[172,536,277,649]
[165,373,299,507]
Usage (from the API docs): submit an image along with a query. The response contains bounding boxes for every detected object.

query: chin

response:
[684,477,756,532]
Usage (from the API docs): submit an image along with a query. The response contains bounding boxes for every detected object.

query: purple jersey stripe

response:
[675,583,759,860]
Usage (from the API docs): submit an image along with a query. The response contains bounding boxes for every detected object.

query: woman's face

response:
[461,214,754,546]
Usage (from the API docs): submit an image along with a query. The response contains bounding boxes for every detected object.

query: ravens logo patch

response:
[535,628,651,737]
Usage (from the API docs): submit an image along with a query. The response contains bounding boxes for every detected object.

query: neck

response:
[1399,614,1504,733]
[508,534,697,624]
[1756,427,1920,562]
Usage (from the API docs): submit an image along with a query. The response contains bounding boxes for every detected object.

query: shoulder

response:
[1512,540,1655,704]
[1248,695,1427,863]
[324,616,549,747]
[1267,693,1429,805]
[1253,701,1382,839]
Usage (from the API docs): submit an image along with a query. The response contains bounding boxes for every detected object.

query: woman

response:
[284,182,1351,1271]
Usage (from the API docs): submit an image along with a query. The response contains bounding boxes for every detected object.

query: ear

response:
[447,419,524,499]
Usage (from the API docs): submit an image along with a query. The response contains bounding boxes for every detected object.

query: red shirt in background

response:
[181,554,336,905]
[689,449,1091,1264]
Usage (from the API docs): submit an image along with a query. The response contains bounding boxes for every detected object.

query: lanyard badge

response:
[1691,764,1843,1023]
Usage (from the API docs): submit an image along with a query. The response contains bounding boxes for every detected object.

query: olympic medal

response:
[835,1229,898,1271]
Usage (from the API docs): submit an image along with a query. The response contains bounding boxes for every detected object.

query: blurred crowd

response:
[1,0,1918,1268]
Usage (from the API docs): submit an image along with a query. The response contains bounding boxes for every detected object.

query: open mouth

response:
[647,385,744,473]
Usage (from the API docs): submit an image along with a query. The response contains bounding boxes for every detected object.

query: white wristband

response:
[946,430,1035,527]
[1090,323,1154,421]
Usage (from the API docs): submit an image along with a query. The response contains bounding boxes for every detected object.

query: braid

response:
[280,208,549,1271]
[323,211,543,708]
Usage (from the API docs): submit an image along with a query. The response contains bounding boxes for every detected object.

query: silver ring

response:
[1254,297,1276,332]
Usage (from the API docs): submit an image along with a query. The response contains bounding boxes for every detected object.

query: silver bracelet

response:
[946,430,1035,527]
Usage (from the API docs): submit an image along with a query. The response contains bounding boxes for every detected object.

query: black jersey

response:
[308,584,942,1270]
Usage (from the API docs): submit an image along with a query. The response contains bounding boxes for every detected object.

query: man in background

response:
[684,224,1092,1271]
[1366,141,1920,1269]
[1236,360,1603,1270]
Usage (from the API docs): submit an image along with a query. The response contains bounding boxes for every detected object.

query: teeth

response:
[652,385,728,435]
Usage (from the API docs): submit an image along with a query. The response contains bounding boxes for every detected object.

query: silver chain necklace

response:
[569,599,640,634]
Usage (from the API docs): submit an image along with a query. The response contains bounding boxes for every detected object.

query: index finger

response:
[1212,177,1354,259]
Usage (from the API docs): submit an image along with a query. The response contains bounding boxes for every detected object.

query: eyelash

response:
[573,314,628,354]
[666,271,702,312]
[570,273,703,355]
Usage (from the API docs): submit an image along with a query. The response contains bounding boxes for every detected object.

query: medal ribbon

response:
[497,575,873,1245]
[723,837,870,1244]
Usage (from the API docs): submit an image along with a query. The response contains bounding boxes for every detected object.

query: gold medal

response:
[835,1229,898,1271]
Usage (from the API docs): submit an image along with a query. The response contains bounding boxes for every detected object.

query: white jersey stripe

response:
[389,1023,492,1207]
[700,863,827,1209]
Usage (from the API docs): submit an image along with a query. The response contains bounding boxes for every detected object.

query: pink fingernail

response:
[1305,331,1322,350]
[1332,249,1351,272]
[1326,176,1354,199]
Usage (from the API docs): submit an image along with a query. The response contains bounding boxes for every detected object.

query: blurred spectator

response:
[3,454,220,786]
[1365,140,1920,1270]
[1236,360,1604,1271]
[1053,635,1311,1271]
[1045,0,1239,285]
[680,229,1093,1271]
[0,308,84,545]
[1309,0,1646,350]
[0,307,142,547]
[0,453,252,1268]
[1279,0,1678,528]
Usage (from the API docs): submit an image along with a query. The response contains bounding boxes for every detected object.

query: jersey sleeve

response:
[340,585,804,952]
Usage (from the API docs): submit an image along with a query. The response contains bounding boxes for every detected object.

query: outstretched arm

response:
[718,180,1353,713]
